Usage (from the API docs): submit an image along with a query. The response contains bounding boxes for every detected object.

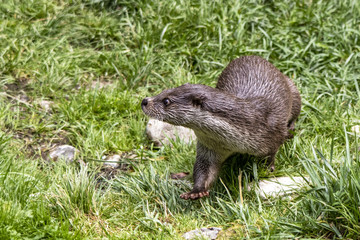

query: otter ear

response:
[191,94,206,107]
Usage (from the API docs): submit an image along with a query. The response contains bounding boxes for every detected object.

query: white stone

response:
[146,118,196,146]
[103,154,121,168]
[38,100,53,111]
[49,145,78,162]
[90,81,112,89]
[182,227,221,240]
[251,176,308,198]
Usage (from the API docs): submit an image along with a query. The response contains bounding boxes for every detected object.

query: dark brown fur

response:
[141,56,301,200]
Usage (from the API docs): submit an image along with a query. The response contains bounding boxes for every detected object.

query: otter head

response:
[141,83,214,127]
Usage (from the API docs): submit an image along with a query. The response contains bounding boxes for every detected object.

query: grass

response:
[0,0,359,238]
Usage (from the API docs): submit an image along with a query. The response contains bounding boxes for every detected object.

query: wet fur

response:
[142,56,301,200]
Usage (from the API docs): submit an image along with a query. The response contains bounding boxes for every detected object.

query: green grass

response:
[0,0,360,238]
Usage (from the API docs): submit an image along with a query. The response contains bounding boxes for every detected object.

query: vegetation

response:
[0,0,359,238]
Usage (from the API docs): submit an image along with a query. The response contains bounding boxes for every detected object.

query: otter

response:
[141,56,301,200]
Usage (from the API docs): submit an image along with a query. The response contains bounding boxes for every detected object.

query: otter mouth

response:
[143,110,164,122]
[141,105,155,118]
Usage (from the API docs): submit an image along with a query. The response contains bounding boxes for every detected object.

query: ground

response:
[0,0,360,239]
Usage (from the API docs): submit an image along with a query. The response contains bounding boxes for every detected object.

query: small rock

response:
[38,100,53,111]
[90,81,113,89]
[49,145,78,162]
[183,227,222,240]
[104,154,121,168]
[146,118,196,146]
[250,176,308,198]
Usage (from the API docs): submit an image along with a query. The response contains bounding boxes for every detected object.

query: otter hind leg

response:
[180,142,224,200]
[286,119,296,139]
[287,91,301,139]
[265,152,277,172]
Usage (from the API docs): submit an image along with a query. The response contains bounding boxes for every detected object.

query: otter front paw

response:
[180,190,209,200]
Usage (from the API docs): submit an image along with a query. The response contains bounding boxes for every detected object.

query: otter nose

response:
[141,98,148,107]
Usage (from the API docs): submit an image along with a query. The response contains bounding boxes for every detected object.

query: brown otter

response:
[141,56,301,200]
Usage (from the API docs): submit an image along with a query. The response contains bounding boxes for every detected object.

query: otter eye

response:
[162,98,171,106]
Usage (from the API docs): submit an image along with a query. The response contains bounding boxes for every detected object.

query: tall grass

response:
[292,131,360,238]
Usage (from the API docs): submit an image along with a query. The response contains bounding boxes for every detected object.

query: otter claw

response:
[180,191,209,200]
